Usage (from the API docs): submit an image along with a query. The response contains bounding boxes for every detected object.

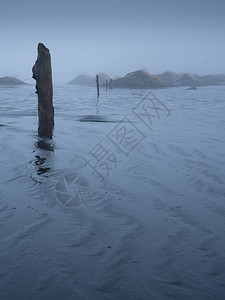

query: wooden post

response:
[106,79,108,91]
[109,78,113,89]
[32,43,54,139]
[96,75,100,97]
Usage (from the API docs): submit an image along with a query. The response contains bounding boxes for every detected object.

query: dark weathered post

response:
[32,43,54,139]
[109,78,112,89]
[96,75,100,97]
[106,79,108,91]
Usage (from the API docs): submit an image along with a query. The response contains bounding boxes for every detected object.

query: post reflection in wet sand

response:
[32,135,55,177]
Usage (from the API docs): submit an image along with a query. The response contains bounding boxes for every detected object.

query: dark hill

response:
[0,76,26,85]
[157,71,183,84]
[112,70,171,89]
[67,74,94,85]
[175,73,202,86]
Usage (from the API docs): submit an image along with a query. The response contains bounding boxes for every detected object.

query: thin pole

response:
[96,75,100,97]
[109,78,112,89]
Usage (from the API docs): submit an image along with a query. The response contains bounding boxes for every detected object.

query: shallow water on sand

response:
[0,84,225,299]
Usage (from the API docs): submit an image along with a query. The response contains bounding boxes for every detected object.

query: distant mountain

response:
[67,74,94,85]
[0,76,26,85]
[175,73,203,86]
[112,70,171,89]
[157,71,183,85]
[216,74,225,81]
[199,74,225,85]
[89,72,111,86]
[174,73,225,86]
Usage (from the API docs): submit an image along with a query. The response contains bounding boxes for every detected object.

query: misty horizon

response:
[1,0,225,83]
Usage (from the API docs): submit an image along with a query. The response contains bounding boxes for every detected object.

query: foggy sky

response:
[0,0,225,83]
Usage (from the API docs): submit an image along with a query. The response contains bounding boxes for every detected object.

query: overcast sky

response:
[0,0,224,83]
